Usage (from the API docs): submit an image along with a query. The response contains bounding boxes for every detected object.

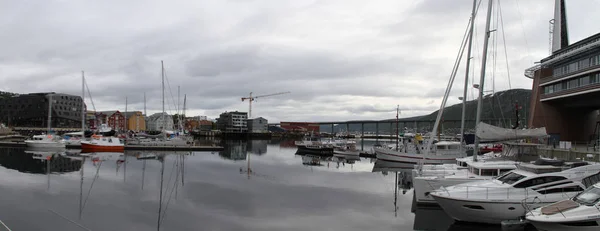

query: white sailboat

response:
[126,61,190,147]
[411,0,550,205]
[64,71,88,147]
[25,94,66,149]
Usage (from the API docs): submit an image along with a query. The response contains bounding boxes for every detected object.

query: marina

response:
[0,0,599,229]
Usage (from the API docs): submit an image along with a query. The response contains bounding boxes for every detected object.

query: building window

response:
[581,76,590,86]
[568,78,579,89]
[591,56,599,67]
[579,59,589,69]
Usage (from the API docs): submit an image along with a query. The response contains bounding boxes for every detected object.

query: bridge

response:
[269,118,515,135]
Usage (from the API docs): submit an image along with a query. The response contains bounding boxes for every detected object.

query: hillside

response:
[320,88,532,133]
[0,91,17,100]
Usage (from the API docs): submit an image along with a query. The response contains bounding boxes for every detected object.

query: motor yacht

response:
[412,142,542,204]
[430,163,600,224]
[526,182,600,231]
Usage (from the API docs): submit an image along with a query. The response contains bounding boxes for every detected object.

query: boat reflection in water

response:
[371,159,530,231]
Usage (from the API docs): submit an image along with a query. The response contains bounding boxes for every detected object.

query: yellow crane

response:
[241,91,290,118]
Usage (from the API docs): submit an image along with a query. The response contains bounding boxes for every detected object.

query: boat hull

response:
[81,143,124,152]
[431,193,568,224]
[333,150,360,157]
[527,219,600,231]
[25,141,66,149]
[296,145,333,155]
[413,177,484,204]
[374,147,459,165]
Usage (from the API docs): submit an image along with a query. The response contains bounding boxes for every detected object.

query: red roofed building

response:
[280,122,319,133]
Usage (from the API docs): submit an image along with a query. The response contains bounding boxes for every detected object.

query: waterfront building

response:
[97,111,126,131]
[146,112,174,131]
[527,0,600,145]
[123,111,146,131]
[217,111,248,133]
[280,122,320,133]
[0,92,84,128]
[246,117,268,133]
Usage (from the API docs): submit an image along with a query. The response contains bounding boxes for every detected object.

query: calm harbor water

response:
[0,139,516,230]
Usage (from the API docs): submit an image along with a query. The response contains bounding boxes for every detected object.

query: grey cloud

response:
[0,0,598,122]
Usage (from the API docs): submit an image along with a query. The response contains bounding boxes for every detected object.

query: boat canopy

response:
[476,122,548,142]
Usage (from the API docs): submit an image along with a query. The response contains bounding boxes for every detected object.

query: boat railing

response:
[443,185,571,200]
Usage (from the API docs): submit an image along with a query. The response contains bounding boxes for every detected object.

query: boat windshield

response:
[573,186,600,206]
[496,172,526,185]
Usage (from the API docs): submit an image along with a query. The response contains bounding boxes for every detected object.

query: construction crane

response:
[242,91,291,118]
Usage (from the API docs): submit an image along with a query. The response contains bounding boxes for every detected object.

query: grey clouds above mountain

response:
[1,0,599,122]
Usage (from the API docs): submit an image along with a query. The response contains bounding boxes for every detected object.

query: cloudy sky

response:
[1,0,599,122]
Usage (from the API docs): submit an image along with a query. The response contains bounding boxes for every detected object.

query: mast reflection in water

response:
[0,140,538,230]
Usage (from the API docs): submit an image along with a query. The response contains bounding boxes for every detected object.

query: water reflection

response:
[0,140,527,230]
[219,140,269,160]
[0,148,82,174]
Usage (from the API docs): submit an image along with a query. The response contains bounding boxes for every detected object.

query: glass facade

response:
[543,73,600,95]
[553,54,600,77]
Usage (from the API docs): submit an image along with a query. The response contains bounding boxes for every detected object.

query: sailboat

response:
[64,72,88,147]
[373,103,465,164]
[25,94,66,149]
[411,0,550,205]
[127,61,190,147]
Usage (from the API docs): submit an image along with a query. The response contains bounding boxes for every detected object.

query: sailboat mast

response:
[183,94,187,133]
[161,61,165,132]
[47,94,53,133]
[396,105,399,151]
[144,92,147,116]
[125,97,128,132]
[177,86,180,131]
[460,0,477,146]
[473,0,495,162]
[81,71,85,132]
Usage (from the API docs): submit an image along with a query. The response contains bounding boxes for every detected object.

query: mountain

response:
[0,91,17,100]
[320,88,532,133]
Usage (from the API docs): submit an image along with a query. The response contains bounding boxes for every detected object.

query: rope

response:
[82,160,103,210]
[513,0,534,64]
[48,209,92,231]
[0,219,11,231]
[498,0,512,90]
[83,78,97,112]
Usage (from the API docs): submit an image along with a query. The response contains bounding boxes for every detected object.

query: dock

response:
[0,141,223,152]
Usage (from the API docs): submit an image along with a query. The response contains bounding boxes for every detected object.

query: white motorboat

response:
[526,182,600,231]
[430,163,600,224]
[333,141,360,159]
[411,142,547,204]
[413,159,517,204]
[25,134,66,149]
[375,140,466,165]
[63,131,85,146]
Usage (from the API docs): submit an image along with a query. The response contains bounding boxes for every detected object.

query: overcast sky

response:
[1,0,599,122]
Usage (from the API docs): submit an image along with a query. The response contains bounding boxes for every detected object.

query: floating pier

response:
[0,141,223,151]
